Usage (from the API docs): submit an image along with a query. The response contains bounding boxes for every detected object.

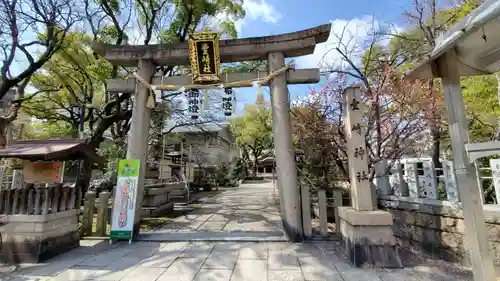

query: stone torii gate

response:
[93,24,331,241]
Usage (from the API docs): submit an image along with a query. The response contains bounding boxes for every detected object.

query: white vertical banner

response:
[442,160,459,202]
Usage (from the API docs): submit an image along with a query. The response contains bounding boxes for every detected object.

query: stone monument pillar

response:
[338,86,402,268]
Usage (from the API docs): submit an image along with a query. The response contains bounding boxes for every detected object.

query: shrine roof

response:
[0,139,104,163]
[407,0,500,78]
[92,24,331,66]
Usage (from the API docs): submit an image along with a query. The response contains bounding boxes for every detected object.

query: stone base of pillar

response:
[338,207,402,268]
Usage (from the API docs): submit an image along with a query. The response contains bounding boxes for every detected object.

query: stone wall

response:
[0,210,80,263]
[378,195,500,264]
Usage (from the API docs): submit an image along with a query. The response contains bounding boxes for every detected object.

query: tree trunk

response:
[430,127,441,165]
[252,159,258,177]
[495,73,500,140]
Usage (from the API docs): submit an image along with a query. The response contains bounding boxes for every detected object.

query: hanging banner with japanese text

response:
[110,159,140,240]
[186,89,203,119]
[223,87,234,116]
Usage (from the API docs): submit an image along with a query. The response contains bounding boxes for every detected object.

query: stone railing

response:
[0,185,80,263]
[142,182,185,217]
[372,158,500,265]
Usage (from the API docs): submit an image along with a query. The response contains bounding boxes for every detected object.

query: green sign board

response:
[110,159,140,241]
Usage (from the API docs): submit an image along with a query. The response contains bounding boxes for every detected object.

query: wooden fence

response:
[299,178,344,240]
[0,185,80,215]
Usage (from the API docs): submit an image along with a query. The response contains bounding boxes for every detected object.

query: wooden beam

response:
[107,69,320,93]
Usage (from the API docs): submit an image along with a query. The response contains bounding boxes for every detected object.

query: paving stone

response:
[180,242,215,258]
[231,259,267,281]
[207,214,231,222]
[139,252,178,268]
[299,257,343,281]
[51,268,107,281]
[78,248,131,267]
[238,242,268,260]
[89,257,142,280]
[16,257,93,277]
[268,270,304,281]
[334,263,383,281]
[213,242,242,251]
[120,267,166,281]
[156,257,206,281]
[199,221,228,231]
[3,275,54,281]
[203,250,239,269]
[268,252,300,270]
[193,269,233,281]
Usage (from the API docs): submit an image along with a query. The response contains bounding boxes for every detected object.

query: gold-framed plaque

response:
[188,32,221,83]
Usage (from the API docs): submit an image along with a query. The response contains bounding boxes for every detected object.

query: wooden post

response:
[60,186,68,211]
[42,188,50,215]
[27,189,34,214]
[0,190,4,213]
[75,185,82,210]
[438,50,495,280]
[333,189,343,234]
[67,186,76,210]
[12,189,20,214]
[96,191,110,237]
[18,188,26,214]
[4,189,11,214]
[34,188,42,215]
[318,189,328,238]
[81,191,96,237]
[51,185,61,213]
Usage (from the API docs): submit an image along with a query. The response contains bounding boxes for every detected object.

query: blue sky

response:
[231,0,413,113]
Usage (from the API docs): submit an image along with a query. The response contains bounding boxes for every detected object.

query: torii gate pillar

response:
[268,52,303,241]
[127,59,155,237]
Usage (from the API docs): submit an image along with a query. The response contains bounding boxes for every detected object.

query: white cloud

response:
[297,16,400,71]
[242,0,281,24]
[210,0,281,36]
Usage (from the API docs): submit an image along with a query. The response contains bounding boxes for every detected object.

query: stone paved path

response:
[1,240,475,281]
[0,180,481,280]
[139,180,285,241]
